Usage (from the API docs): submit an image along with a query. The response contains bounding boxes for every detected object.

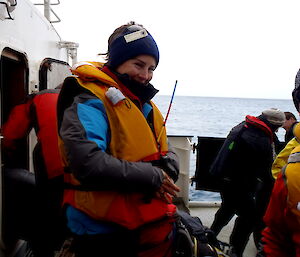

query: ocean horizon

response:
[153,95,296,201]
[158,94,292,101]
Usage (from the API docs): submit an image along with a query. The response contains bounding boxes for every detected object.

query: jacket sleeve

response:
[60,93,164,193]
[271,138,297,179]
[1,95,35,167]
[163,142,180,182]
[2,96,34,146]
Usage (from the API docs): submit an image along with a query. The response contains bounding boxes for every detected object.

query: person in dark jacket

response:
[209,108,285,257]
[1,88,65,257]
[283,111,298,144]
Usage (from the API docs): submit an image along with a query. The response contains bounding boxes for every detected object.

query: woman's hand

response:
[155,170,180,203]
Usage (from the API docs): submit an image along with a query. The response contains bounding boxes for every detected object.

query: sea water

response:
[153,95,296,201]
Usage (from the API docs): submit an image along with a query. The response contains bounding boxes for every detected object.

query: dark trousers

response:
[210,184,256,257]
[253,181,274,248]
[3,168,66,257]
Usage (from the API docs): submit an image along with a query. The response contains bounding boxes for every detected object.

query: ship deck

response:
[189,201,257,257]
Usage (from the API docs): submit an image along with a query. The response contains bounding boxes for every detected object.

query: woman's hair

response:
[99,21,144,61]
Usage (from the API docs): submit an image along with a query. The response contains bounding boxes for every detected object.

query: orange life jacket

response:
[59,63,176,229]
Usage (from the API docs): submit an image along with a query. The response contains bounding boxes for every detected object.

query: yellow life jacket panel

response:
[60,63,173,229]
[286,145,300,223]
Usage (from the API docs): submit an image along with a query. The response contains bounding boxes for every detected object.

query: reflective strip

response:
[124,29,148,43]
[72,62,95,70]
[288,152,300,163]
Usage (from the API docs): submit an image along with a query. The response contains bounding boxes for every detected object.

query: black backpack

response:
[173,210,229,257]
[209,122,246,181]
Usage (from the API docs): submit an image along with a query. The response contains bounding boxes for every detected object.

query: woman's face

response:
[116,55,156,85]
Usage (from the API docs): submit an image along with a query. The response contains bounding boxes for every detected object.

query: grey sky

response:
[50,0,300,99]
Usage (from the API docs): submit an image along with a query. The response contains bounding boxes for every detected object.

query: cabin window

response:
[0,48,29,169]
[0,47,29,254]
[0,48,28,124]
[39,58,71,90]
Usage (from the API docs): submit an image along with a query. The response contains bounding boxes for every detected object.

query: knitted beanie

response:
[262,108,286,126]
[107,25,159,68]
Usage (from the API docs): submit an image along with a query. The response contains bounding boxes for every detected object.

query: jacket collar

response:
[71,62,158,106]
[245,115,273,141]
[101,65,159,105]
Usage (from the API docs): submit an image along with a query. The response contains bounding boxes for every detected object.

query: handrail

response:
[0,0,17,20]
[33,0,61,23]
[33,0,60,6]
[48,7,60,23]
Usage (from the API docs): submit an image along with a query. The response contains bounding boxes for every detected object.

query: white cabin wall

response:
[0,0,69,93]
[0,0,70,175]
[0,1,73,255]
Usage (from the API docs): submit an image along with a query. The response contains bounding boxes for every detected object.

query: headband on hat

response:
[107,25,159,68]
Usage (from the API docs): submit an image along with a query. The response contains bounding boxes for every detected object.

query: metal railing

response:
[0,0,17,20]
[33,0,61,23]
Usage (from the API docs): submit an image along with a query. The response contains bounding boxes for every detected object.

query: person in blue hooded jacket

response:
[57,22,180,257]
